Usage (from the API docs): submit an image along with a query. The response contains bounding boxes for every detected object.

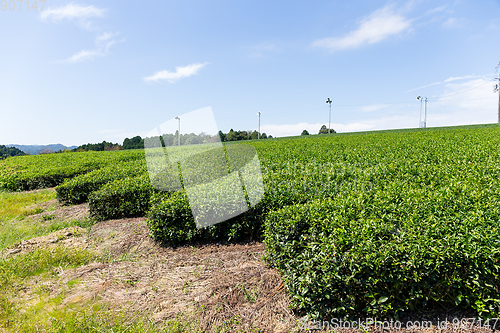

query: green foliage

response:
[318,124,335,134]
[88,174,154,221]
[301,129,309,135]
[221,129,268,141]
[72,141,122,152]
[56,159,147,205]
[264,191,500,319]
[261,124,500,319]
[0,145,25,159]
[0,246,96,289]
[123,135,145,150]
[0,149,144,191]
[5,123,500,321]
[147,191,262,245]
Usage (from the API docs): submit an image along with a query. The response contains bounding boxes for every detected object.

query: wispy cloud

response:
[40,4,105,29]
[63,32,123,63]
[405,75,481,92]
[435,78,496,114]
[143,63,209,83]
[312,5,412,52]
[425,5,447,16]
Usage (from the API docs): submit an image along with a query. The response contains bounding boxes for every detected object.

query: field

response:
[1,124,500,332]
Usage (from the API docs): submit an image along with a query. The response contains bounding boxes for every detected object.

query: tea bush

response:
[56,159,147,205]
[264,180,500,319]
[0,150,143,191]
[147,191,262,245]
[88,174,154,221]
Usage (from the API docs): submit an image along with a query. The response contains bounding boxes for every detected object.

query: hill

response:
[6,144,78,155]
[0,145,25,159]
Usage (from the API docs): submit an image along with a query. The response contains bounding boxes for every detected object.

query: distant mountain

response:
[6,144,78,155]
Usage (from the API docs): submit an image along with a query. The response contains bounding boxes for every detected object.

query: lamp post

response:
[423,97,427,128]
[174,116,180,145]
[257,111,261,139]
[326,98,332,134]
[417,96,423,128]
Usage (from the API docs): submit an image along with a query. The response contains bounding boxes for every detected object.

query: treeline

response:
[301,125,336,136]
[122,129,273,150]
[72,141,122,152]
[218,129,272,141]
[56,129,274,153]
[0,145,25,159]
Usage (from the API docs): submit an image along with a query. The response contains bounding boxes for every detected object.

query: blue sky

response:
[1,0,500,146]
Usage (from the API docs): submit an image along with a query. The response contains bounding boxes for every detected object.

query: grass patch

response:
[0,246,98,328]
[2,300,195,332]
[0,246,96,289]
[0,189,94,250]
[0,188,55,219]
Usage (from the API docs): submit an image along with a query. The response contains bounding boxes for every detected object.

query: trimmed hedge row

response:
[0,150,144,191]
[264,182,500,319]
[56,159,147,205]
[88,174,154,221]
[147,191,262,245]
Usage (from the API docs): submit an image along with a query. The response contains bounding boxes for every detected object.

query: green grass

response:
[0,188,55,219]
[0,189,94,250]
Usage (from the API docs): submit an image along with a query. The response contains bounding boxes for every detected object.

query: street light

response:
[257,111,261,139]
[174,116,180,145]
[417,96,423,128]
[326,98,332,134]
[417,96,427,128]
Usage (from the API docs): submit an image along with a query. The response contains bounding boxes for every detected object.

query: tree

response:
[218,130,226,142]
[250,131,259,140]
[123,136,144,149]
[0,145,25,159]
[319,125,335,134]
[301,130,309,135]
[226,129,238,142]
[184,135,203,145]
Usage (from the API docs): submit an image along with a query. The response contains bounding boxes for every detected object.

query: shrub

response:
[88,174,154,221]
[56,159,147,205]
[0,150,144,191]
[264,184,500,320]
[147,191,262,245]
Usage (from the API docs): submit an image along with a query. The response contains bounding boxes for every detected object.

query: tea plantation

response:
[2,124,500,319]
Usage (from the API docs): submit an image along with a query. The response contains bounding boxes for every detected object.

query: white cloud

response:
[40,4,105,29]
[425,5,447,16]
[63,32,123,63]
[443,75,479,82]
[65,49,101,63]
[312,6,412,52]
[405,75,481,92]
[433,78,497,124]
[143,63,209,83]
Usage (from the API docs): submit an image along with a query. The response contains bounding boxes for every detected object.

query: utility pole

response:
[326,98,332,134]
[257,111,261,139]
[424,97,428,128]
[175,116,180,146]
[496,61,500,123]
[417,96,423,128]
